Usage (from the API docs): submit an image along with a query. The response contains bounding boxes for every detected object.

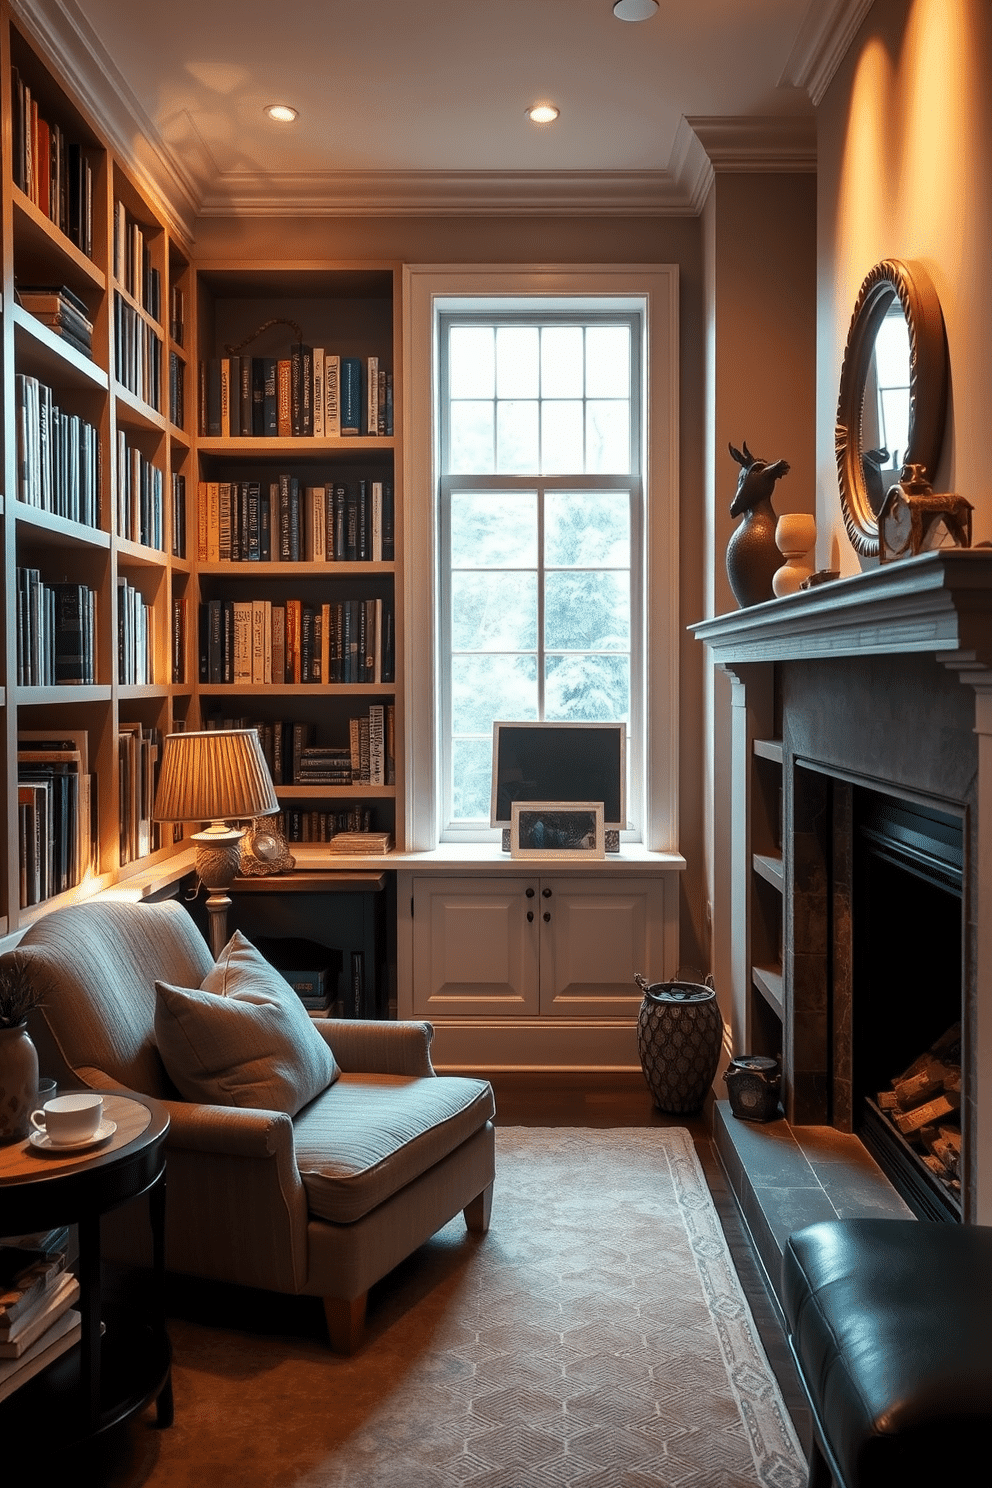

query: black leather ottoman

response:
[783,1219,992,1487]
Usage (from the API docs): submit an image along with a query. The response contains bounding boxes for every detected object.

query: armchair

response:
[10,898,495,1352]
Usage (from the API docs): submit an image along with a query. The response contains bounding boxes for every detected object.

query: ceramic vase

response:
[726,498,781,607]
[773,513,817,597]
[0,1022,39,1145]
[635,976,723,1114]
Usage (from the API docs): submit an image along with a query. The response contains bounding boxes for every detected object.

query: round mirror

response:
[835,259,948,557]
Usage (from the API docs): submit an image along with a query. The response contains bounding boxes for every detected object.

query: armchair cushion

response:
[155,931,339,1116]
[294,1073,496,1224]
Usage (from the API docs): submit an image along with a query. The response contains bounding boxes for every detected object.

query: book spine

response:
[340,358,362,436]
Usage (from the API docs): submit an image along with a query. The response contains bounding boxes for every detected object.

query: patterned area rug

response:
[107,1128,806,1488]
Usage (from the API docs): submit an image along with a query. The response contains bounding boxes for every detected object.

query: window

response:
[403,265,678,856]
[438,310,643,838]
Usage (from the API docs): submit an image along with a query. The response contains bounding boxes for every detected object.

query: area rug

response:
[105,1128,806,1488]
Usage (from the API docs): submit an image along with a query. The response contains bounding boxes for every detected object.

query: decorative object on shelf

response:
[239,817,296,876]
[153,730,281,958]
[878,464,973,563]
[726,442,791,607]
[773,512,817,597]
[510,802,605,860]
[800,568,840,590]
[723,1055,782,1122]
[0,956,42,1145]
[835,258,948,559]
[634,971,723,1114]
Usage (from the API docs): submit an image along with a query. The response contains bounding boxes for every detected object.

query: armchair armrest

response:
[315,1019,436,1077]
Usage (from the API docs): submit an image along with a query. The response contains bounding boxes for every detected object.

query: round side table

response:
[0,1091,171,1449]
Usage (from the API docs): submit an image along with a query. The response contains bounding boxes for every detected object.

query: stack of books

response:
[0,1232,80,1403]
[327,830,393,855]
[17,285,94,357]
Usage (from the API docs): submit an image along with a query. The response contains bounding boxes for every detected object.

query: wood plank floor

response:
[487,1070,813,1456]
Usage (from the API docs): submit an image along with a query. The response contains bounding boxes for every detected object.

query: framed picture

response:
[510,802,605,860]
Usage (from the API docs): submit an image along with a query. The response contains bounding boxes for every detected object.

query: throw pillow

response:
[154,930,339,1115]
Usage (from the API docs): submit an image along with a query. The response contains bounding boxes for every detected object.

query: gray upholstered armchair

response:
[10,898,496,1352]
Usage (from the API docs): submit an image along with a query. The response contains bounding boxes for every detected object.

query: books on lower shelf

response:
[117,578,154,684]
[203,707,395,787]
[119,722,161,866]
[16,572,97,686]
[198,353,392,438]
[17,728,96,905]
[114,292,162,411]
[197,476,394,563]
[17,284,94,357]
[198,596,394,685]
[116,432,164,549]
[0,1236,80,1402]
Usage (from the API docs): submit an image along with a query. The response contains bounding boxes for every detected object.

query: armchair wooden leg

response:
[323,1292,367,1354]
[464,1181,493,1234]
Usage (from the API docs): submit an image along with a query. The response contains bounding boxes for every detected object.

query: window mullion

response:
[537,484,546,721]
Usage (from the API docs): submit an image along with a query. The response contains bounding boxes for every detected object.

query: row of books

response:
[278,810,380,843]
[15,373,101,526]
[198,596,394,686]
[17,284,93,357]
[258,946,375,1018]
[119,722,161,866]
[203,709,394,787]
[17,572,97,686]
[18,730,95,906]
[197,476,394,564]
[117,433,164,550]
[199,351,392,438]
[11,66,93,258]
[114,293,162,411]
[113,200,161,321]
[118,578,154,685]
[0,1231,80,1404]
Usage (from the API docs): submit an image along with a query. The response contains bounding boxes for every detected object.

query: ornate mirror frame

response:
[835,258,948,557]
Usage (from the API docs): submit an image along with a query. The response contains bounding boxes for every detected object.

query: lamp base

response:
[192,825,245,959]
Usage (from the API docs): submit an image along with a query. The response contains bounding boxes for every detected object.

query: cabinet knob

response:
[525,887,535,898]
[543,911,551,923]
[542,887,552,898]
[526,911,534,923]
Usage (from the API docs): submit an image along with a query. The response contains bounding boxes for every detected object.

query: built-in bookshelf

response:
[0,7,194,932]
[188,265,403,850]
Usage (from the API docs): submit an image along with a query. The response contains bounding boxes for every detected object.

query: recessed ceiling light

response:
[265,104,298,123]
[613,0,659,20]
[527,104,560,125]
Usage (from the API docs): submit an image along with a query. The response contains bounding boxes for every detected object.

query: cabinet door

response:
[411,876,540,1017]
[539,876,662,1018]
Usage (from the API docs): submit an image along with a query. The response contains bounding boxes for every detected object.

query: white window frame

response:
[403,265,679,854]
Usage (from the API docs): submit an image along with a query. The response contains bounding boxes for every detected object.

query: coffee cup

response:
[31,1093,103,1145]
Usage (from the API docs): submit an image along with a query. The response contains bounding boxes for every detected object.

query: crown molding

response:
[195,168,704,219]
[11,0,199,240]
[686,115,817,173]
[780,0,876,106]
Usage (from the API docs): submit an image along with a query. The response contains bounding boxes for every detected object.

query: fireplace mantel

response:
[691,550,992,669]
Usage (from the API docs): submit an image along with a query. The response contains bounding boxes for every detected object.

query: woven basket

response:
[635,973,723,1114]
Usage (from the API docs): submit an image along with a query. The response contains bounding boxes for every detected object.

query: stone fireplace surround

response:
[695,550,992,1228]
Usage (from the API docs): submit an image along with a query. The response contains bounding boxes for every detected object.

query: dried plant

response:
[0,954,44,1029]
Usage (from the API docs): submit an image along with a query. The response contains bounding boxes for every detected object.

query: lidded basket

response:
[635,972,723,1114]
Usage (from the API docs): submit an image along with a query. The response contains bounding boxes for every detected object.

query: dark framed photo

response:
[510,802,605,860]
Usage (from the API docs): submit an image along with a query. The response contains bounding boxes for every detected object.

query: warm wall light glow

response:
[265,104,298,123]
[527,104,559,125]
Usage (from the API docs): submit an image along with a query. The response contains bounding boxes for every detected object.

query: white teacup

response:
[31,1093,103,1145]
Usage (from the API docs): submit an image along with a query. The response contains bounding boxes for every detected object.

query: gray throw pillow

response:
[154,930,339,1115]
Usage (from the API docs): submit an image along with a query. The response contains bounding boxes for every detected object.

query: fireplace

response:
[694,551,992,1224]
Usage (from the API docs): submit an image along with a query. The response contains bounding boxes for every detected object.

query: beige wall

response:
[192,211,709,967]
[817,0,992,573]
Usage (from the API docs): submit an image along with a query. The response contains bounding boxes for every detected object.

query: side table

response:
[0,1091,172,1449]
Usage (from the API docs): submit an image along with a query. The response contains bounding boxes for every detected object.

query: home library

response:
[0,8,404,942]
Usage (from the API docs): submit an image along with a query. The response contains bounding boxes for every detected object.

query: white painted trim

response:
[403,265,680,855]
[780,0,876,106]
[686,116,817,172]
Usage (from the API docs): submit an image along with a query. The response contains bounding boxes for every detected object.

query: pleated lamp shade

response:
[153,729,279,824]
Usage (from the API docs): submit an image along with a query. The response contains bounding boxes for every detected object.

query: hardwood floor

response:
[487,1070,813,1455]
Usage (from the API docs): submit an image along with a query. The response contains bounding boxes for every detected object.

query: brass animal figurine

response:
[726,441,791,607]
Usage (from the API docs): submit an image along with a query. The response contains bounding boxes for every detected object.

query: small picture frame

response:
[510,802,605,860]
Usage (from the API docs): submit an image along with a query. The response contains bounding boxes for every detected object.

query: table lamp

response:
[153,729,280,957]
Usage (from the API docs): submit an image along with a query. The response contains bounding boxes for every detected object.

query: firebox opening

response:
[853,789,964,1220]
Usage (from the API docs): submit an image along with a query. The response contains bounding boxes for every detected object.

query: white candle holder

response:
[773,513,817,597]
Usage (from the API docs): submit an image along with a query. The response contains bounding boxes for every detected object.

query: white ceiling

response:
[21,0,869,227]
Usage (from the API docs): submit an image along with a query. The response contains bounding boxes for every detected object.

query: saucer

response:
[29,1119,117,1153]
